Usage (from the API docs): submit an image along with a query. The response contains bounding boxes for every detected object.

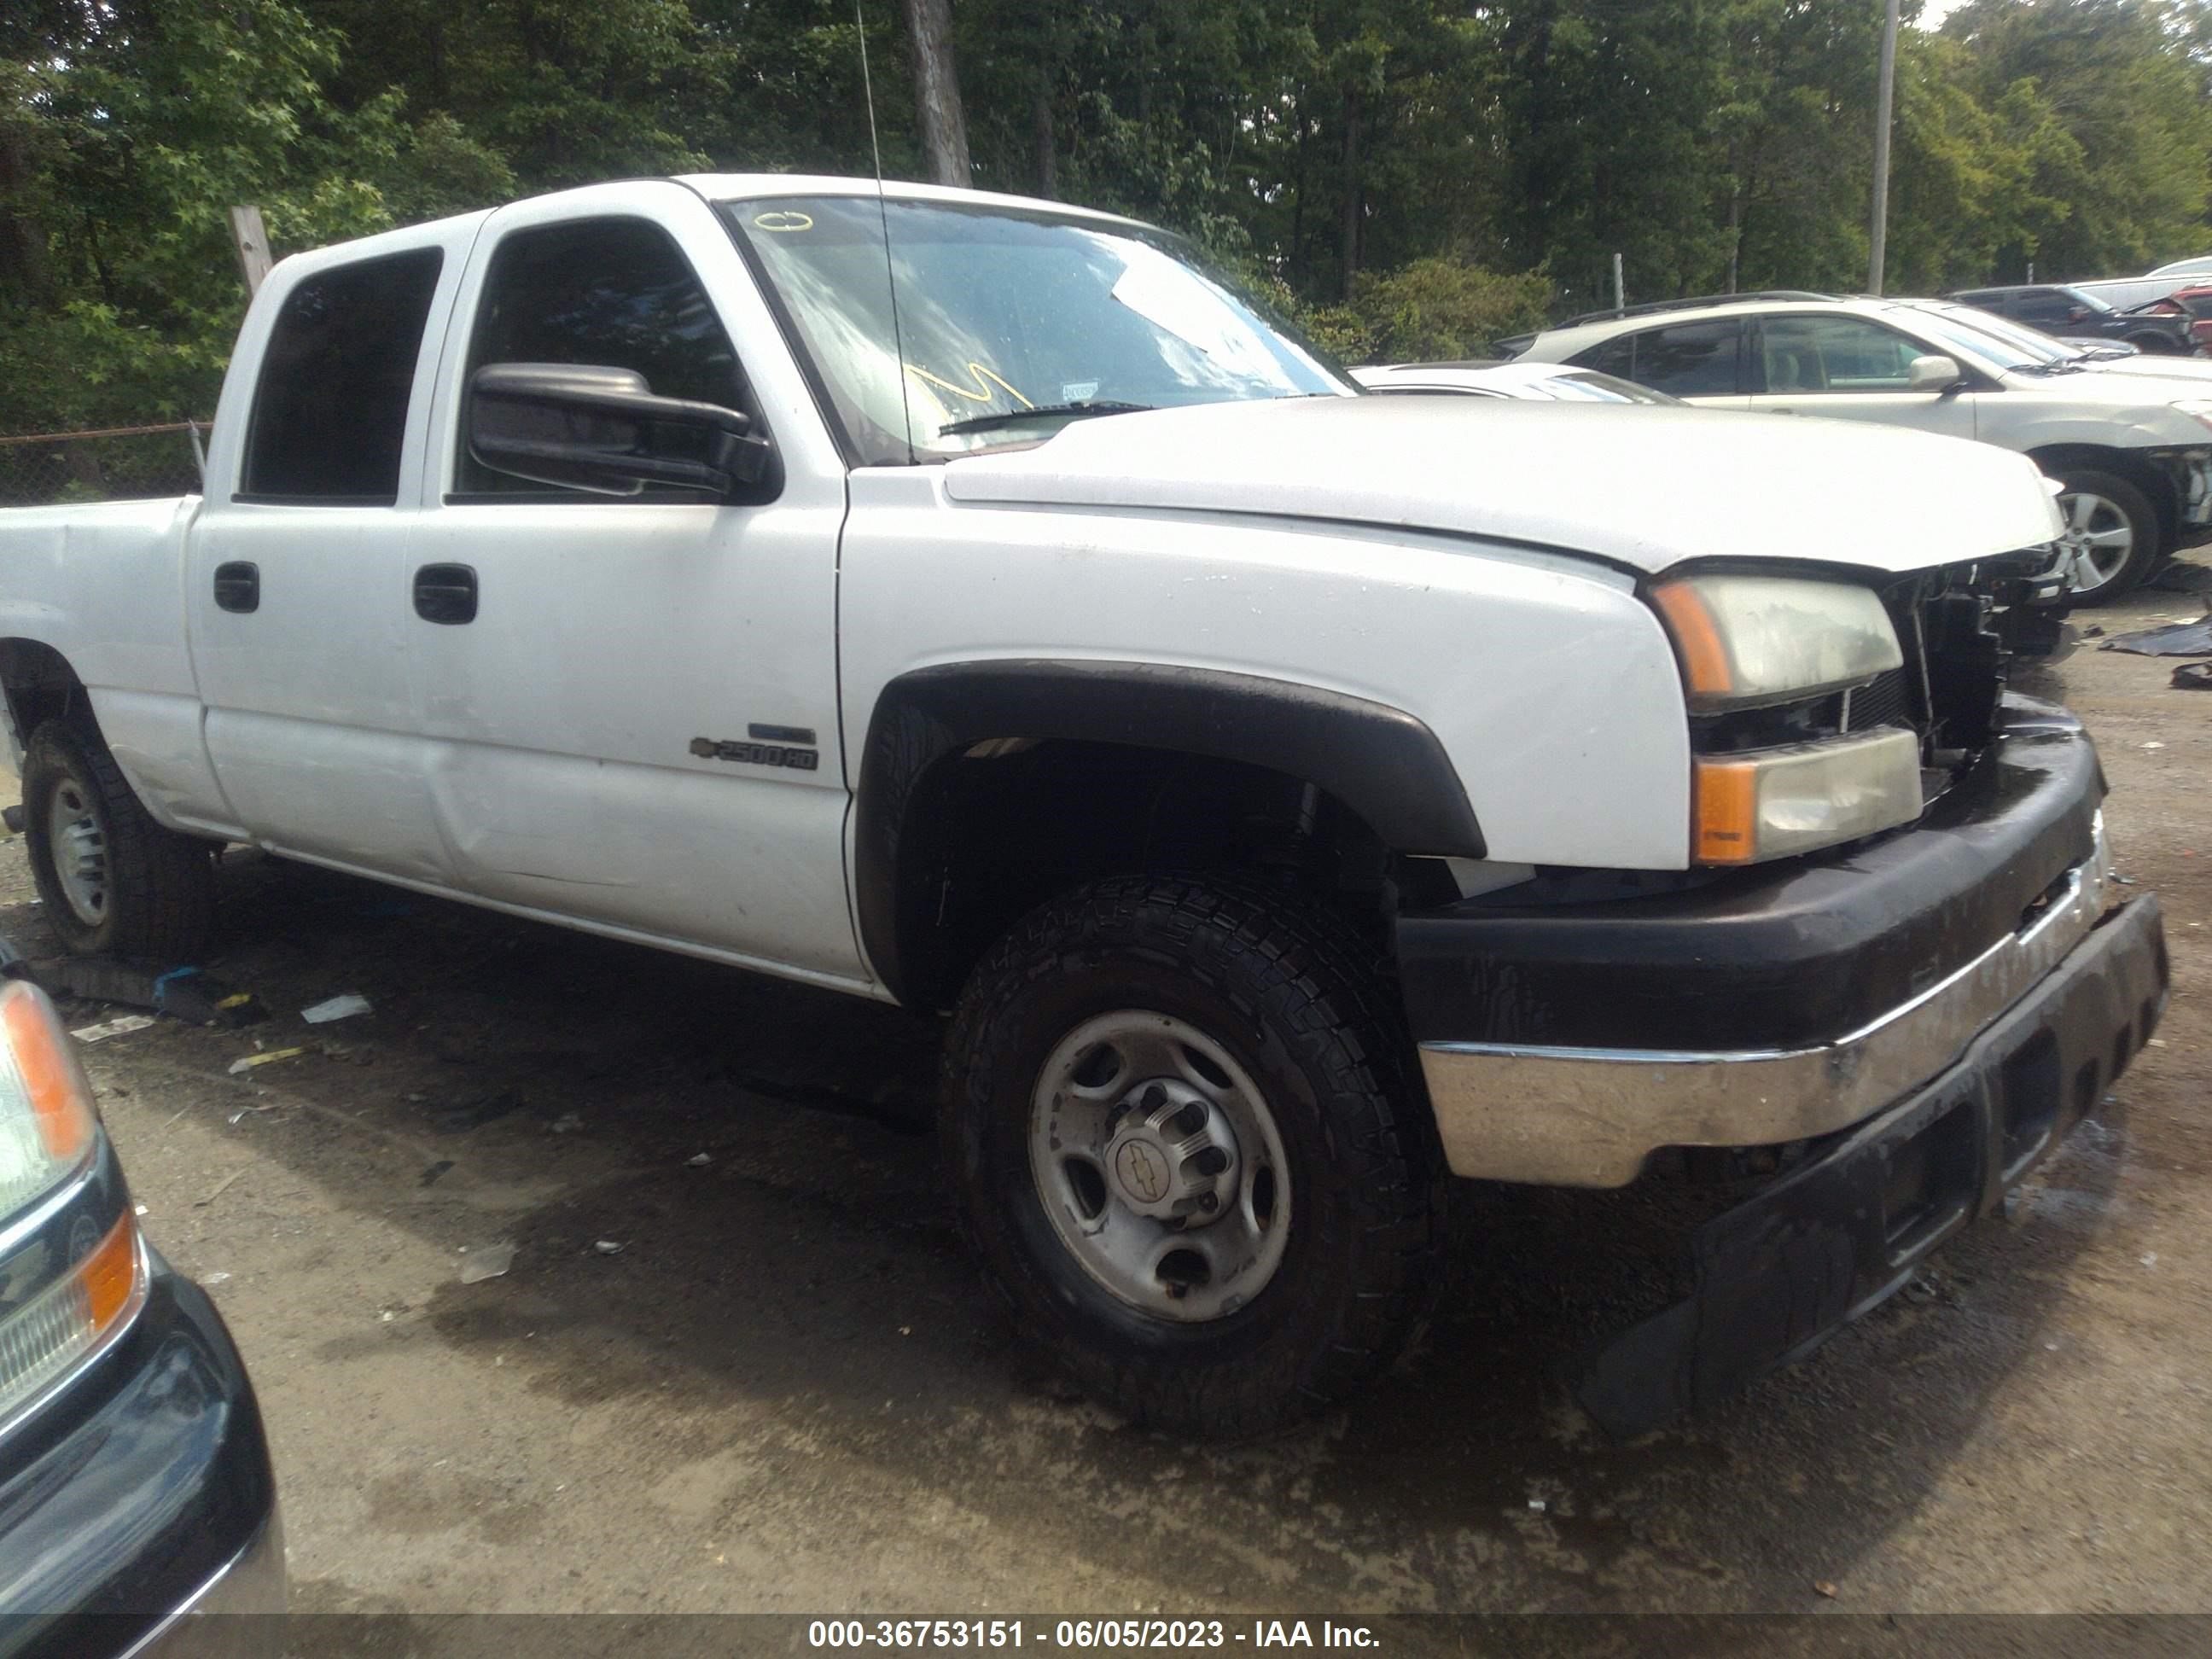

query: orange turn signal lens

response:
[0,981,96,1163]
[79,1211,143,1332]
[1692,757,1761,865]
[1650,579,1735,700]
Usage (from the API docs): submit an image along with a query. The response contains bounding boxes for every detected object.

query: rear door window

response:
[1572,319,1742,399]
[241,249,444,502]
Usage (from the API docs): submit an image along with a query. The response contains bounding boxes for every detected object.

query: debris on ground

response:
[5,955,266,1026]
[430,1091,526,1133]
[71,1013,156,1044]
[458,1243,515,1284]
[228,1046,308,1075]
[303,993,373,1025]
[549,1112,584,1134]
[2174,662,2212,691]
[2100,606,2212,657]
[685,1152,713,1167]
[2147,559,2212,594]
[196,1168,247,1207]
[593,1240,624,1256]
[203,1273,231,1286]
[1813,1580,1839,1599]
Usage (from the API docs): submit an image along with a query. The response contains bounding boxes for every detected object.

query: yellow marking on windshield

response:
[907,362,1033,408]
[754,210,814,232]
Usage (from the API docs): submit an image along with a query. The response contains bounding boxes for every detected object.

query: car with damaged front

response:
[0,178,2170,1439]
[1510,291,2212,601]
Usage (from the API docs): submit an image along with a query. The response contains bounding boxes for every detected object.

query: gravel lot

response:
[3,571,2206,1630]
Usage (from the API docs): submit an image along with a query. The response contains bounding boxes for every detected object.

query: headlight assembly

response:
[0,980,145,1426]
[1651,574,1904,710]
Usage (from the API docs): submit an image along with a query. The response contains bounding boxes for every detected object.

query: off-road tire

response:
[20,714,215,960]
[942,876,1446,1438]
[2052,469,2163,603]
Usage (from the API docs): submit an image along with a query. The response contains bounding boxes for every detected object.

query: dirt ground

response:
[3,572,2207,1629]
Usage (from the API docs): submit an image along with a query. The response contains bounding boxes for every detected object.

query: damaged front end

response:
[1397,557,2168,1437]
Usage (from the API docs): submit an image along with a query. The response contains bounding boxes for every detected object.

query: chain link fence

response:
[0,423,207,508]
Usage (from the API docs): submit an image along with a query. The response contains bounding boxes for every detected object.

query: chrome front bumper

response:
[1419,816,2118,1188]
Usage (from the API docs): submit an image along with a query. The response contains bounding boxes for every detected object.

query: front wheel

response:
[2051,469,2163,603]
[942,876,1444,1437]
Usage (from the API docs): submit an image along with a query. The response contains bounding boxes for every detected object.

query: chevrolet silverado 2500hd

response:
[0,178,2170,1436]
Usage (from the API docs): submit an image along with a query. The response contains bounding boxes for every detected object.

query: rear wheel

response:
[942,876,1444,1437]
[2051,469,2163,603]
[21,716,215,960]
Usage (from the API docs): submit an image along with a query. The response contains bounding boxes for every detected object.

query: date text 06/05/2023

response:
[806,1620,1382,1649]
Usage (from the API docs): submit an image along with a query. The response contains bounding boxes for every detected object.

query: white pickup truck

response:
[0,178,2170,1436]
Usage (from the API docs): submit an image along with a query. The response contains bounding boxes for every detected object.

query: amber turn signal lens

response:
[1650,579,1734,699]
[80,1212,141,1331]
[1692,757,1761,864]
[0,982,96,1162]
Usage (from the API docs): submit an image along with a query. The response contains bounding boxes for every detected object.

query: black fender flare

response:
[853,659,1484,1004]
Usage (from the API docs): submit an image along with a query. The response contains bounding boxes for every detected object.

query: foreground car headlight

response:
[0,980,144,1423]
[1694,728,1924,864]
[1652,574,1903,709]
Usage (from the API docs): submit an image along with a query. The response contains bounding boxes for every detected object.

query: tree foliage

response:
[5,0,2212,431]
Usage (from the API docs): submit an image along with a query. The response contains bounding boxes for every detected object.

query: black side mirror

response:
[468,363,773,496]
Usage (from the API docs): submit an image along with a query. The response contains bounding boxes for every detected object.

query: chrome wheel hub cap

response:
[2056,490,2134,593]
[47,781,108,927]
[1030,1010,1290,1323]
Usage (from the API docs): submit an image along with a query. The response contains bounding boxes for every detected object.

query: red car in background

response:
[2131,285,2212,352]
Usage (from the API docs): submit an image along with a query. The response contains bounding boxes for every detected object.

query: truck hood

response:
[941,397,2062,577]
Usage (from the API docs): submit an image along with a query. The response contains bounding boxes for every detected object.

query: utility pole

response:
[228,206,272,295]
[1866,0,1901,295]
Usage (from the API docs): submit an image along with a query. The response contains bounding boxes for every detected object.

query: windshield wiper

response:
[938,400,1154,437]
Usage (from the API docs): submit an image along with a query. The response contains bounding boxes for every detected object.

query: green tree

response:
[1942,0,2212,278]
[0,1,399,430]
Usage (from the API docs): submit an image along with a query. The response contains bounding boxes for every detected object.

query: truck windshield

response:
[720,195,1353,464]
